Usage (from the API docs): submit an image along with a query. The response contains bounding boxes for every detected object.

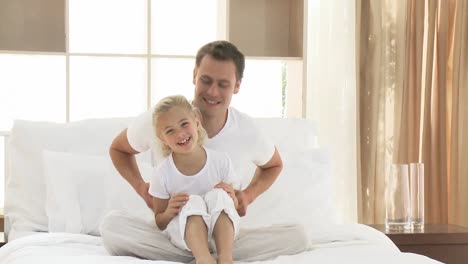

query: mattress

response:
[0,224,442,264]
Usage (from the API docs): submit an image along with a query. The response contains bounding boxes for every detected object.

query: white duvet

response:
[0,224,442,264]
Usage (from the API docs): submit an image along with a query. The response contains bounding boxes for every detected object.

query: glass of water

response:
[409,163,424,229]
[385,163,411,231]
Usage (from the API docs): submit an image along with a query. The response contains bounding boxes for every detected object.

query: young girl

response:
[149,95,240,264]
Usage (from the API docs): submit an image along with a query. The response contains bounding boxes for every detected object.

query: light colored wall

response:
[0,0,65,52]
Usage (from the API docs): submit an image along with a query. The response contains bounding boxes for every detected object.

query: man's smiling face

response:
[192,55,240,119]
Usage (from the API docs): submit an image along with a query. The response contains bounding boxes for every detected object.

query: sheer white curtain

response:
[306,0,357,223]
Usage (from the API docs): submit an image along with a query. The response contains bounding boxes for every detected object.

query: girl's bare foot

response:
[196,255,216,264]
[217,254,233,264]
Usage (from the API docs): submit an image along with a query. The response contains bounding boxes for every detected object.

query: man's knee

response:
[100,211,128,255]
[100,210,127,236]
[285,224,310,251]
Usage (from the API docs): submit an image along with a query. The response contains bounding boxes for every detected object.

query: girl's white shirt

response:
[149,147,237,199]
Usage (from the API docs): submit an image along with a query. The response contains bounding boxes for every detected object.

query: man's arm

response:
[109,128,153,209]
[236,147,283,216]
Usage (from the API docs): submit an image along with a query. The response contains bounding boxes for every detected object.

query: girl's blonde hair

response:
[152,95,208,157]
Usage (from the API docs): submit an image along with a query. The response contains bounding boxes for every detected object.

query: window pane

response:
[151,58,195,105]
[69,0,147,54]
[231,60,283,117]
[0,54,66,130]
[70,56,147,121]
[151,0,218,55]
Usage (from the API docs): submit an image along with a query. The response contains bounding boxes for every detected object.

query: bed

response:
[0,117,442,264]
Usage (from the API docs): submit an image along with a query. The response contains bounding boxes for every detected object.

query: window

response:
[0,54,66,130]
[0,0,304,209]
[69,56,147,121]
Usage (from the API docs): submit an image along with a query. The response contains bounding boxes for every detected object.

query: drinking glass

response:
[385,163,411,230]
[409,163,424,229]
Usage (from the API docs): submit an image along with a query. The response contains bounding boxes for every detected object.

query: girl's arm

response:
[153,197,170,230]
[153,193,189,230]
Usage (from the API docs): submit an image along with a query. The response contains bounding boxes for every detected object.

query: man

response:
[100,40,309,262]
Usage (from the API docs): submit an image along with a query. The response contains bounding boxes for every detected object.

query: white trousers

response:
[165,188,240,251]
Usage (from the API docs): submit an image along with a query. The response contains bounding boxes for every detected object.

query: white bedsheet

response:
[0,224,442,264]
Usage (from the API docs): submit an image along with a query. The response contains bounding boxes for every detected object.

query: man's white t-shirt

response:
[127,107,275,188]
[149,148,237,199]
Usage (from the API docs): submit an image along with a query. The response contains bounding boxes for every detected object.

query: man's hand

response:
[237,147,283,217]
[235,190,251,217]
[215,182,238,209]
[164,193,189,218]
[137,182,153,209]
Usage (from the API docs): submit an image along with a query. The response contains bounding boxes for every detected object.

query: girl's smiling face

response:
[156,106,200,155]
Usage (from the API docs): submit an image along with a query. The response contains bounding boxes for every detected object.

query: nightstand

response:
[0,215,5,247]
[369,224,468,264]
[0,232,5,248]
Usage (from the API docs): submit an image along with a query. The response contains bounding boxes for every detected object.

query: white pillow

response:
[240,148,336,229]
[5,118,134,238]
[255,118,319,152]
[43,150,153,235]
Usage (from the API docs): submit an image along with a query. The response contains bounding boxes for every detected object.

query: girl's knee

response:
[180,195,210,227]
[204,189,237,213]
[187,194,204,203]
[205,188,230,199]
[204,189,232,208]
[184,195,206,211]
